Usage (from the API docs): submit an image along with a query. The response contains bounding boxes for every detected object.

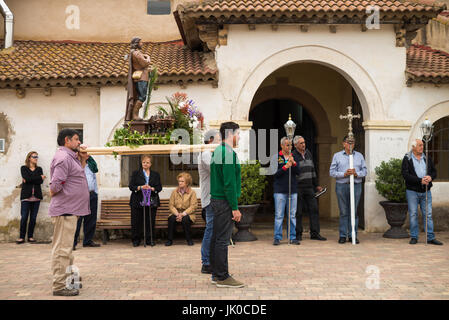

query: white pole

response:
[425,139,428,245]
[349,150,356,245]
[288,166,291,245]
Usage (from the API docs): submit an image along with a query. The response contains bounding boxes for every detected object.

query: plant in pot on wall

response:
[233,161,268,242]
[375,158,409,239]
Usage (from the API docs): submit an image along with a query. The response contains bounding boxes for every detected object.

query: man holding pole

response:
[401,139,442,245]
[49,129,89,296]
[272,137,300,246]
[330,136,367,244]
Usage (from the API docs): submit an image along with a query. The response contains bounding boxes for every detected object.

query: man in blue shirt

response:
[330,136,367,244]
[73,145,101,249]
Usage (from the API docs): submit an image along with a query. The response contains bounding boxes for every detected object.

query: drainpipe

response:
[0,0,13,49]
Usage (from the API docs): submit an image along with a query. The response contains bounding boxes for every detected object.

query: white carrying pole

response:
[349,150,356,245]
[288,166,291,245]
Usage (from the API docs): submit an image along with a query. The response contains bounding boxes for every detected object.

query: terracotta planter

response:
[232,204,260,242]
[379,201,409,239]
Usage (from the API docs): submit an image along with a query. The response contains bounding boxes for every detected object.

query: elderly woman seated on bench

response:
[165,172,198,246]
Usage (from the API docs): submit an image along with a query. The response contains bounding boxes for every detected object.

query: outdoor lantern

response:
[284,114,296,140]
[420,117,434,141]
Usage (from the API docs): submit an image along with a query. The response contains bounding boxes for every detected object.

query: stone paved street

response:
[1,223,449,300]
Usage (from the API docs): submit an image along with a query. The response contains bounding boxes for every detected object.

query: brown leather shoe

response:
[53,288,79,296]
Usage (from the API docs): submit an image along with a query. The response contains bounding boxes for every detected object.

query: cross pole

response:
[339,106,361,245]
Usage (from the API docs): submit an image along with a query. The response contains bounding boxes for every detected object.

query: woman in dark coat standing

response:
[129,154,162,247]
[18,151,46,244]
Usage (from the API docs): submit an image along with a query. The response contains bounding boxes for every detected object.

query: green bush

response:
[374,158,406,203]
[238,161,268,205]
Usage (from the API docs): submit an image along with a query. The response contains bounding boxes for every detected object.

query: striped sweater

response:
[292,149,318,189]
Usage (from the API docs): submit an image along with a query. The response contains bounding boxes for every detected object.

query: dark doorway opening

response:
[249,99,317,224]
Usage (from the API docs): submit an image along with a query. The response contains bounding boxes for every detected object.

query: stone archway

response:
[250,78,337,218]
[232,45,384,122]
[408,100,449,148]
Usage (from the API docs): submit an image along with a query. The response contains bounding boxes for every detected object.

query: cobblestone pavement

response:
[1,223,448,300]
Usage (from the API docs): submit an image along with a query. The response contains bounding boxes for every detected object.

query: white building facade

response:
[1,0,449,240]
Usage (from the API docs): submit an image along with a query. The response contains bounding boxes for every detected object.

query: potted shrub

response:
[374,158,409,239]
[233,161,268,242]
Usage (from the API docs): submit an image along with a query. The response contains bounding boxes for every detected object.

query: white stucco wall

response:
[0,83,221,240]
[0,88,99,239]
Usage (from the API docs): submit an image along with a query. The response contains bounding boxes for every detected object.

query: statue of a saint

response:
[125,37,152,121]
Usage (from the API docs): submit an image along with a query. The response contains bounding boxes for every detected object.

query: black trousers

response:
[74,192,98,246]
[296,187,321,237]
[210,199,234,281]
[167,214,192,241]
[131,206,157,243]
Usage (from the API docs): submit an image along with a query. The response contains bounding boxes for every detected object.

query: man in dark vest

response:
[125,37,151,121]
[292,135,327,241]
[402,138,442,245]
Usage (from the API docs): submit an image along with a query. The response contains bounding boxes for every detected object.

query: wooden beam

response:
[86,144,220,156]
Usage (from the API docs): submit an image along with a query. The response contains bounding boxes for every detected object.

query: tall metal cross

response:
[339,105,361,246]
[339,106,361,140]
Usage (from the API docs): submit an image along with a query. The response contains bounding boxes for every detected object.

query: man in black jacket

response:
[401,139,442,245]
[292,136,326,241]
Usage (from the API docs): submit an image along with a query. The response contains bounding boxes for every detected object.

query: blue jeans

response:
[336,183,362,238]
[406,189,434,241]
[136,81,148,102]
[273,193,297,240]
[20,201,40,239]
[201,204,214,266]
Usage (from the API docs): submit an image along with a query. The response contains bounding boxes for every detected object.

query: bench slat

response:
[98,199,205,230]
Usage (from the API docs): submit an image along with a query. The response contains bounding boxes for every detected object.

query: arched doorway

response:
[249,63,366,230]
[249,98,317,168]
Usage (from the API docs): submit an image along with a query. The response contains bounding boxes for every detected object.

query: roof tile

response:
[0,40,217,87]
[406,44,449,83]
[182,0,445,14]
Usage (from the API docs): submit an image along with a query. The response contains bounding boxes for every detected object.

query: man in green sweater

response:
[209,121,244,288]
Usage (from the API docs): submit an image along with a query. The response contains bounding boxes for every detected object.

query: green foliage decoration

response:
[143,68,158,119]
[238,161,268,206]
[105,123,174,149]
[374,158,406,203]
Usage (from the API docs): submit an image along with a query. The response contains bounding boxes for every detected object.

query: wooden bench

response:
[97,198,205,244]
